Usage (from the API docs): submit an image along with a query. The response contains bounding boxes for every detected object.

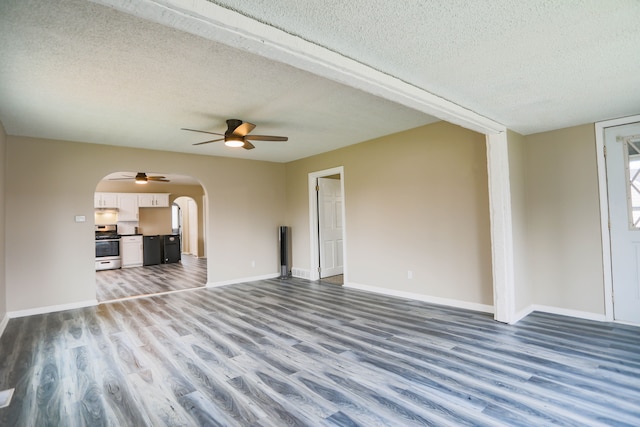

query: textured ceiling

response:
[0,0,638,163]
[206,0,640,134]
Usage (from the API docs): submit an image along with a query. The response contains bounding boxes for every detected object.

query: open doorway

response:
[174,196,200,257]
[94,171,207,302]
[308,167,346,284]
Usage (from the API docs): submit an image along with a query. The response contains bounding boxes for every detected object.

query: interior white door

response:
[318,177,344,278]
[605,121,640,324]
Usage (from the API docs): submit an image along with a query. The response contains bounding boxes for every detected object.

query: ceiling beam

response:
[91,0,506,135]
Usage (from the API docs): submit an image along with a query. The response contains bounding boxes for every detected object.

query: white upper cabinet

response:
[117,193,139,221]
[95,192,170,209]
[94,192,118,208]
[138,193,170,207]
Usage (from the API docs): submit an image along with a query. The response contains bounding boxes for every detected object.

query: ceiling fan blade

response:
[245,135,288,141]
[181,128,225,136]
[108,177,135,180]
[149,178,170,182]
[193,138,225,146]
[225,119,243,136]
[147,176,167,181]
[228,120,256,137]
[243,141,255,150]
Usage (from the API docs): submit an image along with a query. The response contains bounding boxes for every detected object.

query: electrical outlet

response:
[251,260,256,268]
[408,270,413,279]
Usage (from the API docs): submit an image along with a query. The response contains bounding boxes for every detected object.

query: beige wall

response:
[95,181,206,255]
[524,124,604,314]
[1,121,611,319]
[5,136,286,312]
[0,122,6,321]
[507,130,533,313]
[137,207,172,236]
[286,121,494,305]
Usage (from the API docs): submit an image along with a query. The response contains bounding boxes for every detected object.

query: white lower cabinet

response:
[121,235,143,268]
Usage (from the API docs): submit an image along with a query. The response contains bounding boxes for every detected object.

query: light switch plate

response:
[74,215,86,223]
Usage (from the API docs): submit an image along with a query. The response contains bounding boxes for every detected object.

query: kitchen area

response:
[94,177,207,302]
[95,191,180,271]
[93,174,207,301]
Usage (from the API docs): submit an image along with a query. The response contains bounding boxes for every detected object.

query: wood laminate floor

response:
[96,255,207,302]
[1,277,639,426]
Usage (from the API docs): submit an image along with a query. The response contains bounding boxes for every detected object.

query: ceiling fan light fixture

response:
[135,172,148,184]
[183,119,287,150]
[224,137,245,148]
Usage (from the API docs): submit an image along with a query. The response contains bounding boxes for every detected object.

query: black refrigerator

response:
[162,234,181,264]
[143,235,162,266]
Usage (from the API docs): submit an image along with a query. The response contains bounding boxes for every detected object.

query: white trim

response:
[95,0,505,135]
[513,304,609,323]
[202,194,208,259]
[99,286,207,304]
[308,167,347,282]
[612,318,640,327]
[530,304,607,323]
[344,282,494,314]
[595,114,640,322]
[206,273,280,288]
[511,305,535,324]
[8,299,98,319]
[486,132,515,323]
[0,314,9,338]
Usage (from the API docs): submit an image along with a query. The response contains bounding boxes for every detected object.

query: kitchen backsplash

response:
[95,208,170,235]
[117,221,138,235]
[94,210,118,225]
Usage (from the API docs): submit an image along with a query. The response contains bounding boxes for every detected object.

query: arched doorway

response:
[94,171,207,302]
[173,196,200,257]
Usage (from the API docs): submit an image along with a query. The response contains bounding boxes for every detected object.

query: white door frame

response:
[308,166,346,281]
[595,114,640,322]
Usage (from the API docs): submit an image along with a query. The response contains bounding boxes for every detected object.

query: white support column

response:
[486,132,516,323]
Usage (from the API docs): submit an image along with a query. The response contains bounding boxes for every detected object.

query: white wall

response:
[5,136,286,313]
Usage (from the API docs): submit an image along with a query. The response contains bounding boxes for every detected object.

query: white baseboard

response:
[511,305,535,324]
[7,299,98,319]
[529,304,607,322]
[206,273,280,288]
[0,314,9,339]
[344,282,494,314]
